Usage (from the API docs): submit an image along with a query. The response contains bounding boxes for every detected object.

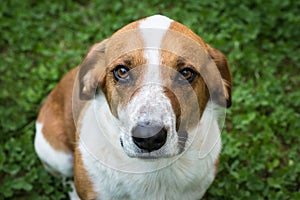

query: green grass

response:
[1,0,299,199]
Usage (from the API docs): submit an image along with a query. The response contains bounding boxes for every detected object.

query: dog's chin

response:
[119,135,186,160]
[122,147,180,160]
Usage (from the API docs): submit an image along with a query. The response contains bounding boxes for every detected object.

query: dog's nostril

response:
[120,138,124,147]
[132,123,167,152]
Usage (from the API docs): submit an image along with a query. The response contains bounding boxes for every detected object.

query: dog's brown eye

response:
[176,68,197,84]
[113,65,130,83]
[116,67,128,78]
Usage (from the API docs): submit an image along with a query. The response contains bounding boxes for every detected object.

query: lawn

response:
[0,0,299,199]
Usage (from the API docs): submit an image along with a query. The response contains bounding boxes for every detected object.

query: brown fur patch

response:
[162,86,182,131]
[214,157,220,176]
[37,67,78,153]
[169,21,209,51]
[102,50,147,117]
[106,20,144,66]
[74,144,97,199]
[160,51,209,130]
[162,21,231,108]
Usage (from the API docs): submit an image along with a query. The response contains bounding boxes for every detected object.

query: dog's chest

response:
[79,141,217,200]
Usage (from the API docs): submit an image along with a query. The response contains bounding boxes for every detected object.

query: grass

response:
[0,0,299,199]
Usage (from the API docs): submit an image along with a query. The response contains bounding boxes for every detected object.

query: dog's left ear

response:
[207,46,232,108]
[78,39,109,100]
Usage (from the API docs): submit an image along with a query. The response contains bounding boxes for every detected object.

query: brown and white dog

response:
[34,15,231,200]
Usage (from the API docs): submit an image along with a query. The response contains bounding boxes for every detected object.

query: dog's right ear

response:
[78,39,108,100]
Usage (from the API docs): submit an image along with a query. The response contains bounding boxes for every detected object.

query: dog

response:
[34,15,232,199]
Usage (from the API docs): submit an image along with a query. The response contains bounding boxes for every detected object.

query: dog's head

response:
[78,15,231,159]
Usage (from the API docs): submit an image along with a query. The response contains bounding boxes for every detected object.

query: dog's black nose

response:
[132,123,167,152]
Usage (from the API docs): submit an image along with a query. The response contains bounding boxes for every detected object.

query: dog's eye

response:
[176,67,197,84]
[113,65,130,83]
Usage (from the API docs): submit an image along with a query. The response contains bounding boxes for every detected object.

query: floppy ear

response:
[207,46,232,108]
[78,39,108,100]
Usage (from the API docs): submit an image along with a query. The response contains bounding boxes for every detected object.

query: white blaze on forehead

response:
[117,15,179,157]
[139,15,173,82]
[139,15,173,48]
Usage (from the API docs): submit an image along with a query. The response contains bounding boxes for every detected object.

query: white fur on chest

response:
[78,94,221,200]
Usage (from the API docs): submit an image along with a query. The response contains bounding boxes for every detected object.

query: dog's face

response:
[78,15,231,159]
